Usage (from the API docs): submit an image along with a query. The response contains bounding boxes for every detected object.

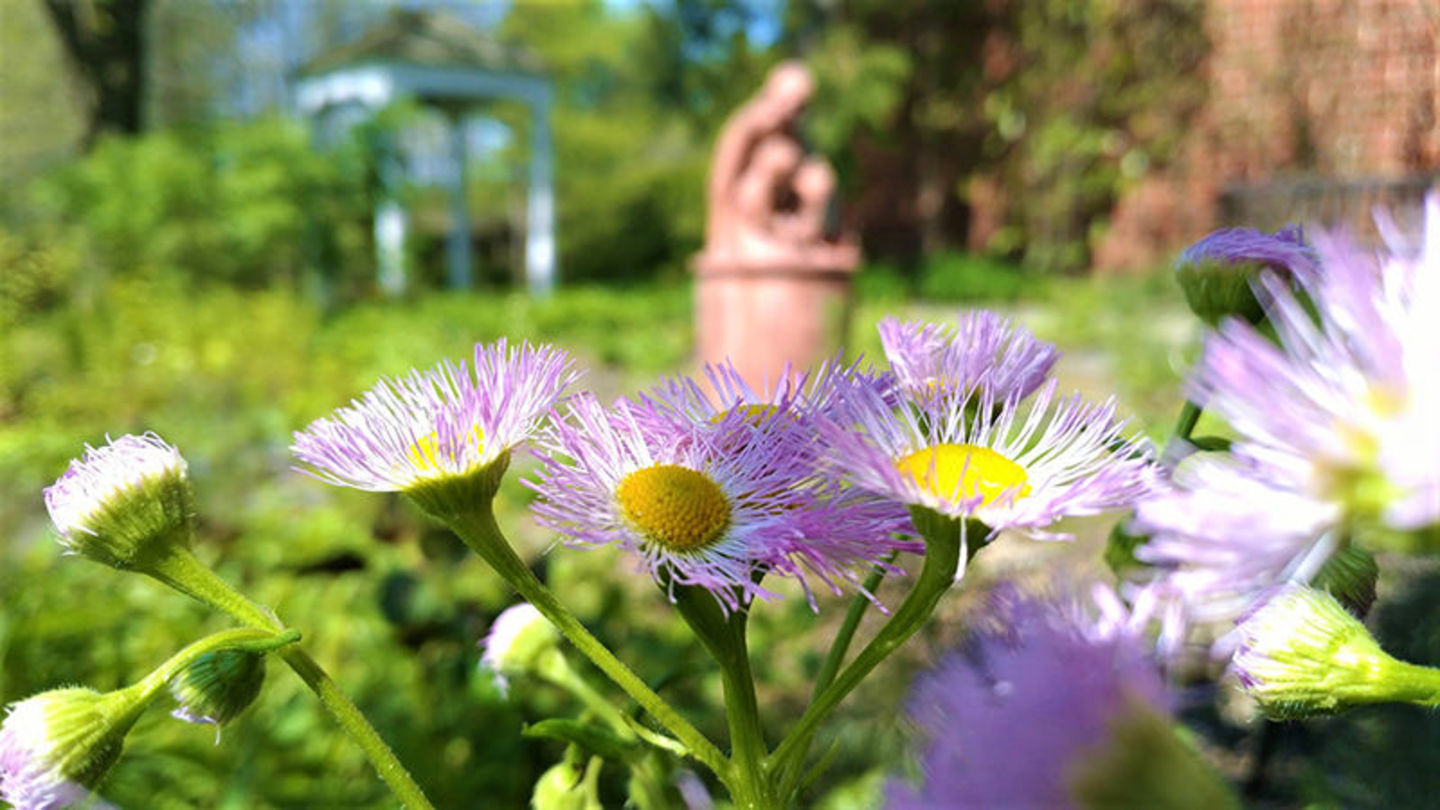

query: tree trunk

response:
[41,0,150,146]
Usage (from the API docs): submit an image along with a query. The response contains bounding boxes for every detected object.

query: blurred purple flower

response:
[1132,196,1440,657]
[1131,454,1338,641]
[887,590,1168,809]
[1176,224,1319,280]
[1192,196,1439,530]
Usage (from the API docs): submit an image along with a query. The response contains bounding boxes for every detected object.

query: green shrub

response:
[24,119,373,292]
[917,252,1042,303]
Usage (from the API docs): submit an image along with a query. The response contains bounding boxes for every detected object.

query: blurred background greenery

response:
[2,1,1437,808]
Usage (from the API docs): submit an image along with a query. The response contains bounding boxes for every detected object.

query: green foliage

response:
[1070,702,1240,809]
[496,2,731,284]
[785,0,1209,274]
[24,118,373,291]
[803,25,912,160]
[994,0,1209,273]
[854,252,1045,307]
[916,252,1038,303]
[550,110,709,283]
[0,280,699,808]
[0,230,83,330]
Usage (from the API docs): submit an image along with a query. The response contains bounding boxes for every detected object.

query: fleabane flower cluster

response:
[292,340,578,517]
[1133,196,1440,648]
[43,433,193,570]
[529,363,916,611]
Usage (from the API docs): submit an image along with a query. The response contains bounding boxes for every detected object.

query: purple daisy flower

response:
[1,690,127,810]
[1192,198,1439,531]
[631,362,920,606]
[821,376,1156,554]
[1131,455,1339,642]
[528,392,912,611]
[43,433,193,568]
[1173,224,1319,325]
[886,589,1169,809]
[635,356,895,437]
[1374,194,1440,529]
[292,340,578,494]
[878,313,1059,405]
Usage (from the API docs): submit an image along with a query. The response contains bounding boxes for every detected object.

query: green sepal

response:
[1070,700,1240,810]
[1175,258,1267,327]
[1311,544,1379,617]
[404,451,510,523]
[1187,436,1232,453]
[13,685,155,791]
[907,506,989,565]
[68,467,196,571]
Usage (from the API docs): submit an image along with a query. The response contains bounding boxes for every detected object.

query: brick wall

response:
[1095,0,1439,272]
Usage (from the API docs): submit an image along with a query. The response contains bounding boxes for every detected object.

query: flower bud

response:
[1232,585,1440,718]
[480,603,561,694]
[169,649,266,732]
[530,760,599,810]
[0,687,146,809]
[43,434,194,570]
[1174,225,1317,326]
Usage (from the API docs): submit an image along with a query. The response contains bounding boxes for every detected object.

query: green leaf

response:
[523,719,641,763]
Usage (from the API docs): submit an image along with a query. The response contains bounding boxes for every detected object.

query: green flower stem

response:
[1381,659,1440,706]
[715,616,774,809]
[141,546,436,810]
[144,546,281,631]
[669,584,774,808]
[811,552,896,699]
[1173,400,1203,442]
[538,651,636,740]
[445,505,729,777]
[770,512,963,798]
[276,646,435,810]
[1160,399,1205,463]
[100,628,296,737]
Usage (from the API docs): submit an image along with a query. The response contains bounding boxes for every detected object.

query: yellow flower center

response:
[616,464,732,553]
[409,426,484,473]
[712,404,781,426]
[894,443,1032,507]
